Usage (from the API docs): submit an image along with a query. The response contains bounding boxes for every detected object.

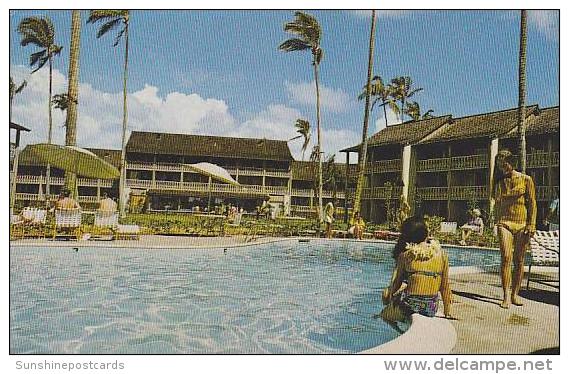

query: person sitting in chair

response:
[98,192,117,212]
[349,211,365,240]
[55,188,81,210]
[459,208,484,246]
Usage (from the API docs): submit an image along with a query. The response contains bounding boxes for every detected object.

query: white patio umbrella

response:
[184,162,239,212]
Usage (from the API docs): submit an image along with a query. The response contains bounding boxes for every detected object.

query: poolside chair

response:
[526,230,559,290]
[116,224,140,240]
[53,208,82,240]
[228,213,243,227]
[94,210,119,237]
[17,208,48,239]
[10,211,25,240]
[440,221,457,234]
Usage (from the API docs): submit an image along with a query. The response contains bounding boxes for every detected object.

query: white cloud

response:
[374,106,401,132]
[527,10,558,41]
[11,65,358,162]
[285,81,354,113]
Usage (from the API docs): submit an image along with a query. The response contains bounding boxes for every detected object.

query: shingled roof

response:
[126,131,293,161]
[341,115,452,152]
[18,147,121,168]
[291,160,353,181]
[502,106,559,138]
[420,105,539,144]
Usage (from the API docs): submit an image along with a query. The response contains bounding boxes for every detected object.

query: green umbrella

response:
[23,144,120,180]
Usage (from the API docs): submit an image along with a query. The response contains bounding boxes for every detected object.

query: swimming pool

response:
[10,240,500,354]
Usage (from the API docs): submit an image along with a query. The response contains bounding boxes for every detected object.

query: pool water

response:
[10,240,500,354]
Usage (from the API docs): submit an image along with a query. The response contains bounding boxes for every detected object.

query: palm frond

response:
[29,50,47,70]
[278,38,311,52]
[95,18,123,39]
[87,10,128,24]
[422,109,435,119]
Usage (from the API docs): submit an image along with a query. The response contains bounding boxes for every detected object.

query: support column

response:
[344,152,350,223]
[262,170,266,193]
[488,138,500,217]
[547,137,553,201]
[96,179,101,200]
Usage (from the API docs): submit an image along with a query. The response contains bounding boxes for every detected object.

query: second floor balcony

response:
[127,161,291,178]
[417,154,489,172]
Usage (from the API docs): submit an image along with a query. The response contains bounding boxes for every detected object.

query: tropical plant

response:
[52,93,76,127]
[18,16,62,145]
[290,119,311,160]
[63,10,81,192]
[352,10,376,217]
[403,101,435,121]
[18,15,63,196]
[389,76,423,123]
[279,11,324,221]
[9,76,27,124]
[422,109,435,119]
[87,9,130,217]
[517,10,528,173]
[358,75,398,128]
[322,154,340,200]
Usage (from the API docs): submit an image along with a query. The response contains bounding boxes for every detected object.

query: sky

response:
[9,9,559,163]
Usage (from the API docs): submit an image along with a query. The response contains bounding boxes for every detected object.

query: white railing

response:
[365,159,402,174]
[15,193,99,203]
[362,186,402,199]
[417,154,489,172]
[416,186,488,200]
[16,175,113,188]
[127,161,291,178]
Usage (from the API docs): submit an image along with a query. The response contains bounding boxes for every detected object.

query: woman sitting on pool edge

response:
[381,216,453,322]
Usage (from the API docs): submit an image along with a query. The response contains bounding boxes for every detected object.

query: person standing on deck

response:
[493,150,536,309]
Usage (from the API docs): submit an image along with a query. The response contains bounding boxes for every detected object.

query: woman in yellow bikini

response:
[493,150,536,309]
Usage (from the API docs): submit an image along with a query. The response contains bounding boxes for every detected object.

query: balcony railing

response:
[416,186,488,200]
[527,152,560,168]
[536,186,559,201]
[127,161,291,178]
[417,154,489,172]
[14,193,99,203]
[365,159,402,174]
[16,175,113,188]
[362,186,402,199]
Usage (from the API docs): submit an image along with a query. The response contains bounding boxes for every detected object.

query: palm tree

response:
[87,10,130,217]
[389,76,423,123]
[353,10,377,217]
[18,15,63,196]
[9,76,27,124]
[52,93,73,112]
[517,10,528,173]
[279,11,324,221]
[358,75,398,128]
[422,109,435,119]
[289,119,311,160]
[64,10,82,193]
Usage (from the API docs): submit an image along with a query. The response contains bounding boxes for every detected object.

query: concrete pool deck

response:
[10,236,559,354]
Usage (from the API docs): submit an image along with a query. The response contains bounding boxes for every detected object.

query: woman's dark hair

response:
[492,149,517,196]
[392,216,428,259]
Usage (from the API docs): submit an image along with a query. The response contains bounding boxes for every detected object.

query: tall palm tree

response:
[390,76,423,123]
[517,10,528,173]
[18,15,62,196]
[87,10,130,217]
[64,10,82,193]
[279,11,324,221]
[9,76,27,124]
[358,75,398,128]
[353,10,377,217]
[289,119,311,160]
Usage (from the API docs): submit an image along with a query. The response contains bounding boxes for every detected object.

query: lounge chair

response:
[116,224,140,240]
[440,221,457,234]
[93,210,119,237]
[526,230,559,290]
[228,213,243,227]
[53,208,82,240]
[21,208,47,238]
[10,211,24,240]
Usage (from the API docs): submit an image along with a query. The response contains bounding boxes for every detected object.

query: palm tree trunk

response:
[314,60,323,222]
[517,10,528,173]
[64,10,81,194]
[119,21,130,218]
[46,54,53,197]
[353,10,376,216]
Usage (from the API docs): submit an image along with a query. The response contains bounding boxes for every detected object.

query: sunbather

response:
[98,192,117,212]
[381,216,453,322]
[459,208,484,245]
[55,188,81,210]
[349,211,365,240]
